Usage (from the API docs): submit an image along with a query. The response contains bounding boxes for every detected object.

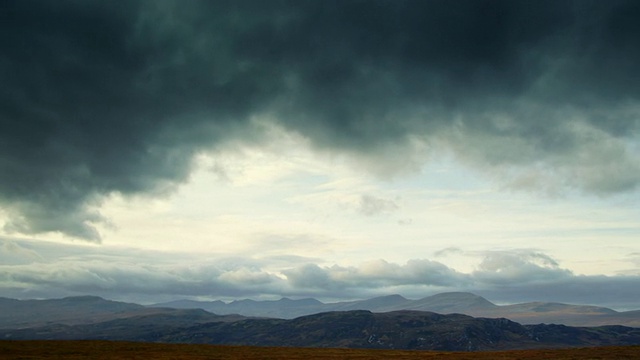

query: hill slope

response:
[151,292,640,327]
[0,296,242,329]
[2,310,639,351]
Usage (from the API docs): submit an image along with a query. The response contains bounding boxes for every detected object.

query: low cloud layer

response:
[1,0,639,240]
[2,238,638,309]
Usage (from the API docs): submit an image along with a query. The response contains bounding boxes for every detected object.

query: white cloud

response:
[472,250,573,285]
[1,238,639,309]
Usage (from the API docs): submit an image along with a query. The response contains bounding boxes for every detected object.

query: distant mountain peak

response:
[61,295,106,302]
[286,298,323,305]
[405,292,497,314]
[374,294,408,301]
[230,299,256,304]
[428,291,484,298]
[425,291,494,303]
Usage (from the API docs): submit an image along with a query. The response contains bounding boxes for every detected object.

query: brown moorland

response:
[0,341,639,360]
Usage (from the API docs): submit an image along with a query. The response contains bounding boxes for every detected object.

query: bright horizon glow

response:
[90,132,638,277]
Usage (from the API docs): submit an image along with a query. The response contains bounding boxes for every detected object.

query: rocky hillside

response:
[2,309,639,351]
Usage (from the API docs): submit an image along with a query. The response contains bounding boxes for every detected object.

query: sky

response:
[1,0,639,310]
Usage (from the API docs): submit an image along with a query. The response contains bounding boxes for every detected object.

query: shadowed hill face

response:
[7,293,640,329]
[0,296,143,328]
[0,296,236,329]
[148,292,640,326]
[2,309,639,351]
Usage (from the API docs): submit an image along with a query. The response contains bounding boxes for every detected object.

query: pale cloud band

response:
[2,238,638,310]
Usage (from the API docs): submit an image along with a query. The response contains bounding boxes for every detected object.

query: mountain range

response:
[1,293,639,351]
[151,292,640,327]
[0,295,244,329]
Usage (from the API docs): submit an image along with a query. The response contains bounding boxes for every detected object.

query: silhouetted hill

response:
[2,310,639,351]
[4,292,640,333]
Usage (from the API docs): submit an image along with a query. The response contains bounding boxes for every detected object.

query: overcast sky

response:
[1,0,639,309]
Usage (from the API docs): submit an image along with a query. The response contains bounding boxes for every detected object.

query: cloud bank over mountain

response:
[2,0,639,240]
[2,237,638,309]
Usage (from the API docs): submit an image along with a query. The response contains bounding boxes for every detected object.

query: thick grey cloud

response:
[0,237,288,301]
[472,250,573,285]
[1,0,639,240]
[284,258,470,292]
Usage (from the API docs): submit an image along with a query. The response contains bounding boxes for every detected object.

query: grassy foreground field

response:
[1,341,639,359]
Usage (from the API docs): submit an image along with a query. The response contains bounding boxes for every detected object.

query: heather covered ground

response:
[1,341,639,360]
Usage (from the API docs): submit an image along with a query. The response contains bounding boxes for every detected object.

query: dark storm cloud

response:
[1,0,639,240]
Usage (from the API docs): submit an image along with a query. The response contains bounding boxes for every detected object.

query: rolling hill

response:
[0,296,244,329]
[1,309,639,351]
[152,292,640,327]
